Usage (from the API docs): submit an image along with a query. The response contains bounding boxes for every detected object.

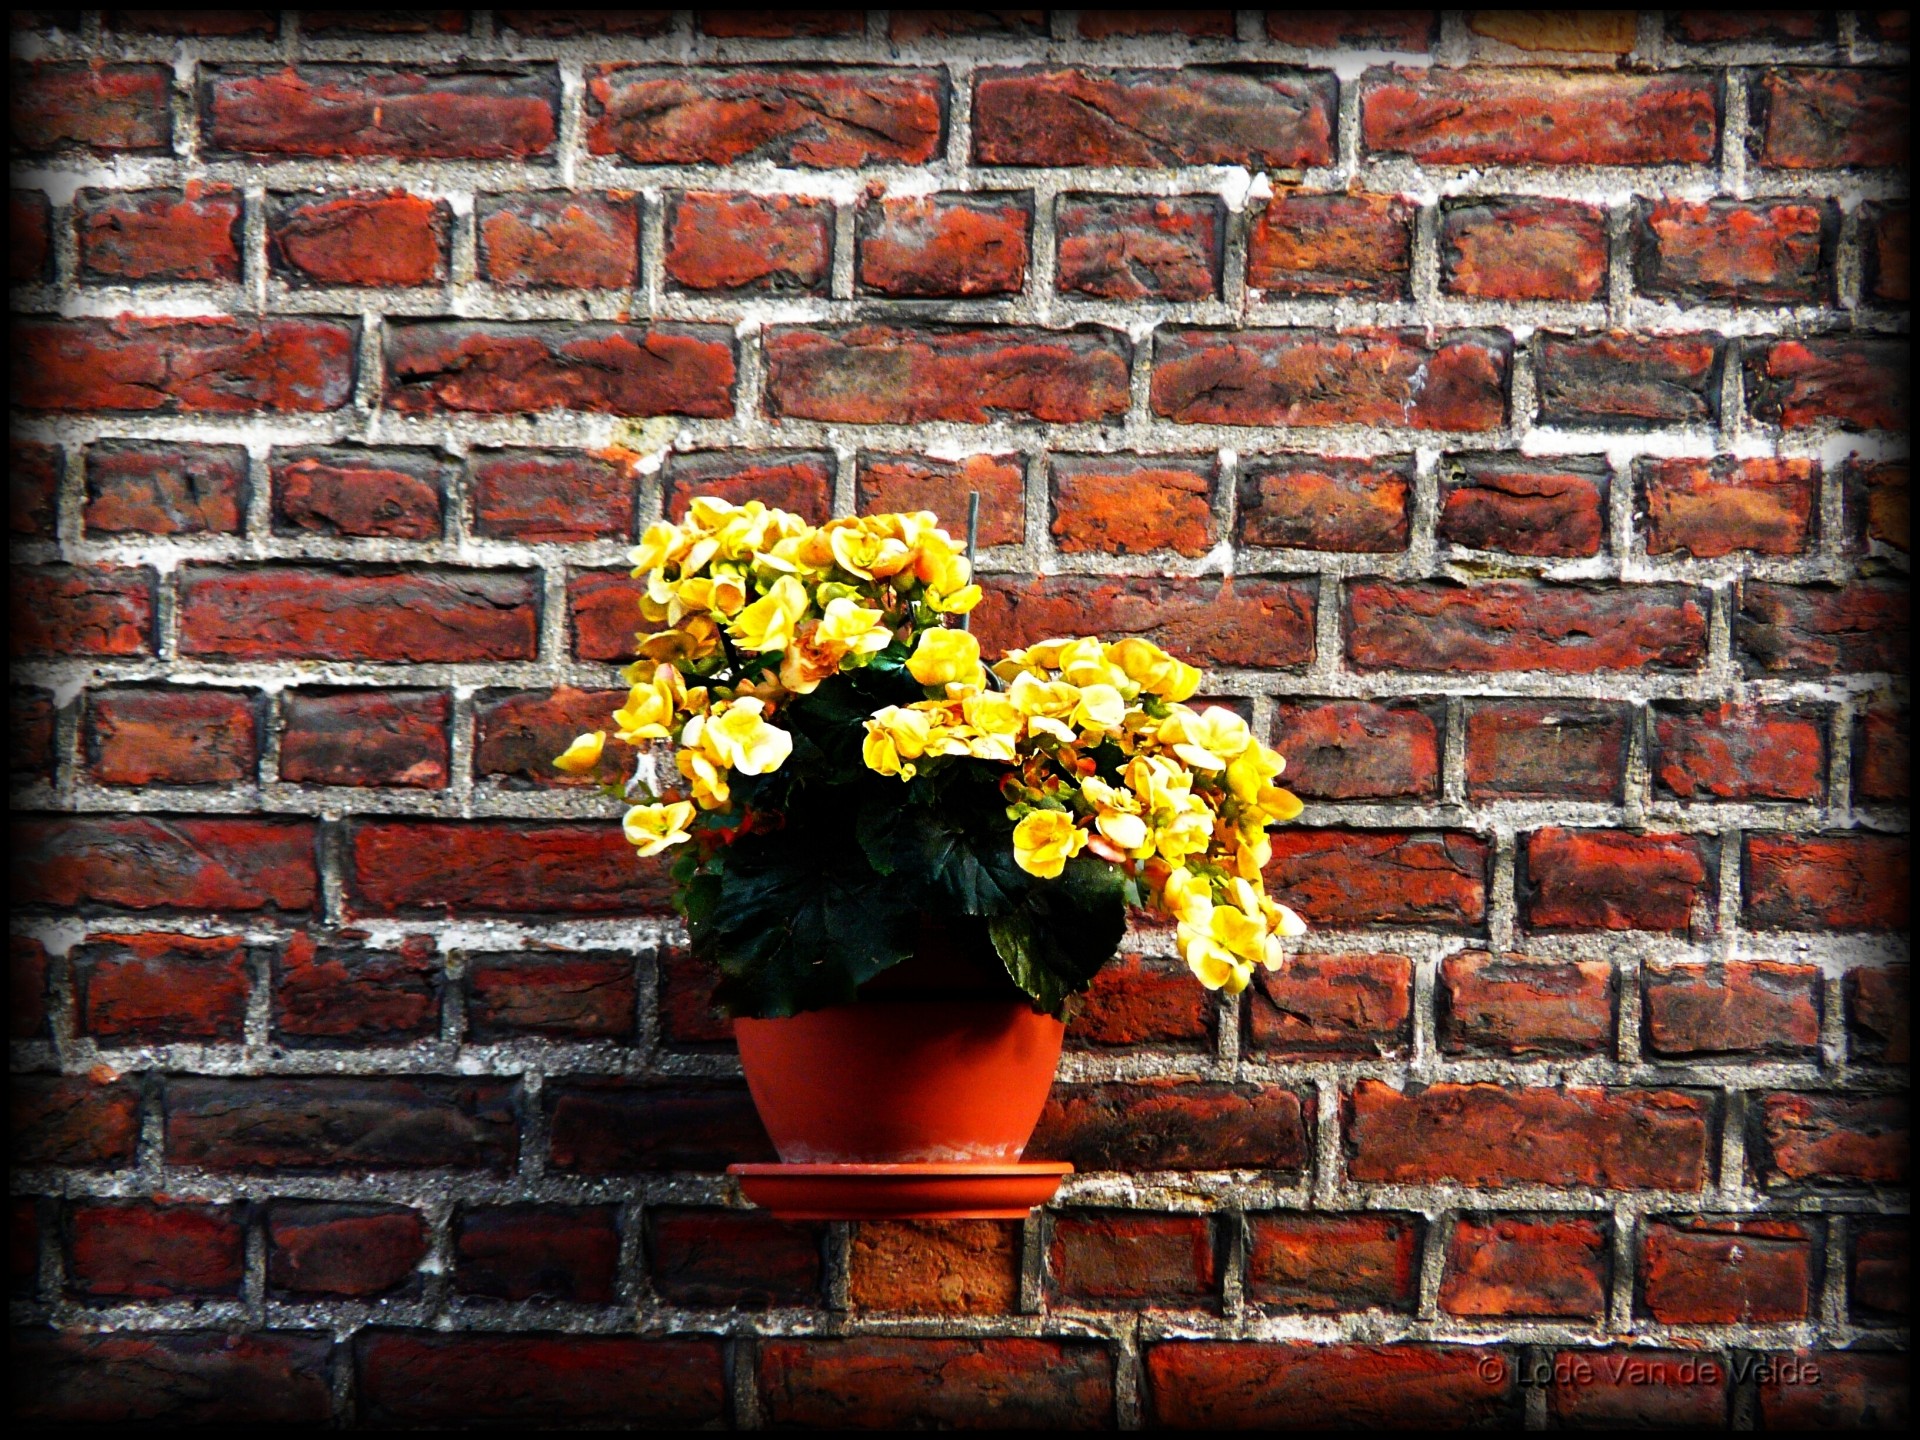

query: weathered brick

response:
[1861,10,1912,40]
[1759,1092,1908,1186]
[268,191,448,287]
[547,1082,774,1172]
[1052,1211,1215,1308]
[206,65,557,158]
[663,192,832,293]
[499,11,676,37]
[1636,198,1830,304]
[300,11,466,33]
[10,188,51,282]
[1855,704,1910,805]
[974,67,1334,167]
[1640,1217,1813,1323]
[1864,203,1909,305]
[1668,11,1826,43]
[10,438,60,537]
[14,318,356,414]
[1652,702,1825,801]
[1848,965,1910,1065]
[1440,198,1608,301]
[1547,1348,1728,1428]
[455,1205,618,1303]
[568,568,645,662]
[1526,827,1711,934]
[1055,194,1221,301]
[12,688,57,784]
[1077,10,1234,37]
[11,936,49,1039]
[850,1221,1018,1313]
[68,1201,244,1299]
[1464,703,1629,803]
[77,189,242,284]
[273,934,440,1046]
[267,1202,426,1297]
[282,690,450,789]
[700,11,862,36]
[1641,456,1818,557]
[1852,1223,1909,1320]
[1348,582,1706,674]
[1852,461,1910,553]
[1468,11,1636,54]
[85,686,258,786]
[1759,1351,1911,1431]
[1746,336,1909,431]
[385,321,735,417]
[1746,832,1909,931]
[1269,15,1438,49]
[1050,455,1212,557]
[759,1338,1113,1430]
[467,952,637,1041]
[1738,581,1907,675]
[84,442,246,536]
[350,821,674,916]
[1644,960,1822,1058]
[470,450,633,542]
[165,1077,517,1173]
[1031,1081,1306,1171]
[1247,954,1414,1058]
[588,66,942,166]
[1147,1343,1514,1430]
[978,576,1315,668]
[12,1196,40,1292]
[657,947,731,1047]
[1238,456,1411,553]
[1441,953,1614,1057]
[473,687,630,789]
[859,193,1030,298]
[73,933,251,1042]
[857,453,1024,546]
[10,62,172,153]
[1264,830,1487,930]
[1347,1081,1713,1189]
[15,815,317,912]
[1439,456,1606,557]
[1152,329,1509,431]
[108,10,279,35]
[1246,192,1411,298]
[1754,68,1910,168]
[1364,68,1717,164]
[1439,1215,1608,1318]
[271,447,447,539]
[1068,953,1213,1049]
[11,1075,141,1167]
[1271,702,1437,800]
[479,193,636,289]
[1246,1213,1421,1312]
[647,1207,824,1308]
[14,1331,333,1426]
[664,450,833,523]
[890,12,1047,40]
[1537,331,1723,427]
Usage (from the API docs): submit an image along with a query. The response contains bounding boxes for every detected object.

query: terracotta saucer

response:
[728,1161,1072,1220]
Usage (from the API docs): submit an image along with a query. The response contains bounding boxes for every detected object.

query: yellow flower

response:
[1012,809,1087,879]
[727,575,810,653]
[1071,682,1126,734]
[1107,637,1201,701]
[552,730,606,774]
[629,520,683,576]
[906,628,985,690]
[1225,742,1286,805]
[1162,705,1253,771]
[1178,924,1250,993]
[674,571,749,618]
[1161,866,1214,926]
[1259,785,1304,825]
[1006,672,1082,743]
[829,521,912,581]
[1057,637,1128,691]
[622,800,695,857]
[863,705,933,778]
[816,595,892,656]
[612,668,685,742]
[699,698,793,775]
[677,746,730,809]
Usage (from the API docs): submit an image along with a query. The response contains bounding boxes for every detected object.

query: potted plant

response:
[554,498,1305,1217]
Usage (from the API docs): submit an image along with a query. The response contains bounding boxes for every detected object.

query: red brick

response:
[1238,455,1410,553]
[10,62,172,153]
[1052,1212,1215,1308]
[1269,14,1436,48]
[977,575,1314,668]
[1439,457,1606,557]
[301,11,467,33]
[1640,1216,1813,1323]
[109,10,279,35]
[1652,702,1825,801]
[1746,336,1909,431]
[1644,960,1822,1058]
[1050,455,1212,557]
[1264,830,1487,930]
[1247,1213,1421,1311]
[207,64,557,158]
[1363,68,1717,165]
[1755,68,1909,168]
[1055,194,1220,301]
[1853,462,1910,554]
[11,936,49,1039]
[859,193,1030,298]
[267,1203,426,1297]
[1247,193,1413,298]
[1865,203,1909,304]
[470,449,632,542]
[1641,455,1818,557]
[890,12,1047,40]
[1247,953,1414,1058]
[1077,10,1234,37]
[657,947,731,1046]
[568,567,643,661]
[1537,331,1723,427]
[473,686,631,789]
[1069,953,1212,1049]
[1464,699,1634,803]
[73,933,250,1042]
[385,321,735,417]
[1441,953,1614,1057]
[760,1337,1113,1430]
[178,567,538,662]
[11,1075,141,1166]
[1467,12,1636,53]
[12,688,56,784]
[84,442,247,536]
[849,1221,1018,1313]
[349,820,674,917]
[78,189,242,283]
[1526,827,1710,934]
[647,1207,823,1307]
[356,1333,725,1429]
[271,447,446,539]
[273,933,440,1045]
[14,1331,333,1426]
[1440,1215,1607,1318]
[498,11,676,37]
[68,1201,244,1299]
[1848,965,1910,1065]
[857,453,1024,546]
[1760,1092,1908,1186]
[588,66,941,166]
[455,1204,618,1303]
[1636,198,1830,304]
[12,1196,39,1293]
[1153,328,1508,431]
[280,691,450,788]
[664,450,833,523]
[1548,1349,1728,1428]
[547,1082,774,1172]
[1147,1343,1514,1429]
[766,324,1129,424]
[1346,1081,1713,1189]
[1031,1081,1305,1171]
[85,686,259,786]
[1853,1223,1909,1319]
[1271,702,1437,800]
[1440,197,1608,301]
[662,191,830,293]
[1862,11,1911,40]
[479,193,636,289]
[1760,1351,1911,1431]
[698,11,863,37]
[268,190,448,286]
[1668,11,1825,42]
[1738,580,1907,675]
[15,815,317,912]
[164,1077,517,1173]
[467,952,637,1041]
[10,188,50,282]
[14,317,356,414]
[1349,581,1706,674]
[1746,832,1909,931]
[10,438,60,536]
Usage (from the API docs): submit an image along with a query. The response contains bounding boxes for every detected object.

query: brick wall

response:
[8,9,1910,1430]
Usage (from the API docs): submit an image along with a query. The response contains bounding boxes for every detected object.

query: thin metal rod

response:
[959,490,980,634]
